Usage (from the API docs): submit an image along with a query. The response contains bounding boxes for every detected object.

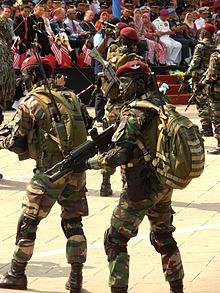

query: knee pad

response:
[61,216,84,239]
[15,214,40,245]
[150,231,177,256]
[104,227,129,262]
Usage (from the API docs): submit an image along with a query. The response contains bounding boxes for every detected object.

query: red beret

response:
[116,22,128,31]
[21,55,55,73]
[203,23,216,33]
[120,27,139,41]
[115,60,150,77]
[160,9,169,16]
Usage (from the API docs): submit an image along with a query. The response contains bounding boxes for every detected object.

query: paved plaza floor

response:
[0,105,220,293]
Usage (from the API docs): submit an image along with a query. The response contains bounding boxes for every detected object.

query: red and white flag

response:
[51,42,62,65]
[60,44,71,68]
[11,42,20,69]
[82,43,92,66]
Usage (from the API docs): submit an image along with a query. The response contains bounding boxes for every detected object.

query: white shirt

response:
[152,17,170,33]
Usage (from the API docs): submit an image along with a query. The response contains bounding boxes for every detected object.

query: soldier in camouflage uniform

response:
[100,26,145,197]
[0,18,16,180]
[0,56,88,292]
[202,30,220,154]
[93,60,184,293]
[185,23,216,136]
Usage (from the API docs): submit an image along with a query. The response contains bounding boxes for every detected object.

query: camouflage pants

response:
[13,170,88,265]
[195,88,212,131]
[210,100,220,139]
[106,187,184,288]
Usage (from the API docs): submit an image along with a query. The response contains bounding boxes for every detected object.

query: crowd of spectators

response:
[0,0,220,69]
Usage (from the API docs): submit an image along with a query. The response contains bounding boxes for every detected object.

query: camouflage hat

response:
[116,60,150,77]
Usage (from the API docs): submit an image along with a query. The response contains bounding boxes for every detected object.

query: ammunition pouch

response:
[125,164,148,201]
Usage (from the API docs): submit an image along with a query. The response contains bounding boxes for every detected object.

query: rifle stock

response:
[185,74,206,111]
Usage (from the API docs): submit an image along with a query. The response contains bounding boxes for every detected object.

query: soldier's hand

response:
[87,153,112,172]
[196,83,205,92]
[183,74,191,82]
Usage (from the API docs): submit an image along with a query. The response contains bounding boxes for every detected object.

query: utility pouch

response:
[125,164,150,201]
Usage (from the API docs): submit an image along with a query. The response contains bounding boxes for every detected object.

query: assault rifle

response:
[89,47,120,96]
[185,73,207,112]
[46,125,115,183]
[178,82,187,97]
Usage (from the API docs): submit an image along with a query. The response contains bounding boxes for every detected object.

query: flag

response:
[82,43,92,66]
[51,42,62,65]
[60,44,71,68]
[11,43,20,69]
[112,0,121,19]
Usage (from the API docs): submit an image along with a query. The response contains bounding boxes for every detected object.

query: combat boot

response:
[169,280,184,293]
[0,259,27,290]
[111,286,128,293]
[100,174,113,197]
[65,263,83,293]
[207,138,220,155]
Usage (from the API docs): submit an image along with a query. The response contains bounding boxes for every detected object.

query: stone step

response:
[168,94,191,105]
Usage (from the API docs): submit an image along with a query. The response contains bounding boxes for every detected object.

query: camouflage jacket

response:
[110,94,162,197]
[0,36,15,106]
[205,48,220,100]
[186,39,215,82]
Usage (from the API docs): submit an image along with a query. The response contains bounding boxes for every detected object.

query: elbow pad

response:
[106,143,134,168]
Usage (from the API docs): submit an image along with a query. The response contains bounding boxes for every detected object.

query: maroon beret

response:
[203,23,216,33]
[120,27,139,41]
[116,22,128,31]
[21,55,55,73]
[115,60,150,77]
[160,9,169,16]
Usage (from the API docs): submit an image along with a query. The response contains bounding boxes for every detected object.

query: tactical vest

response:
[23,85,87,166]
[191,42,215,81]
[101,49,142,100]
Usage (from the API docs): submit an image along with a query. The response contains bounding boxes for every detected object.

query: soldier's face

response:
[2,8,11,19]
[119,76,136,100]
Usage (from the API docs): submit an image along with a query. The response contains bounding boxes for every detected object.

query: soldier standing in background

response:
[185,23,216,137]
[203,30,220,154]
[0,55,89,293]
[0,16,16,180]
[92,60,184,293]
[98,26,145,197]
